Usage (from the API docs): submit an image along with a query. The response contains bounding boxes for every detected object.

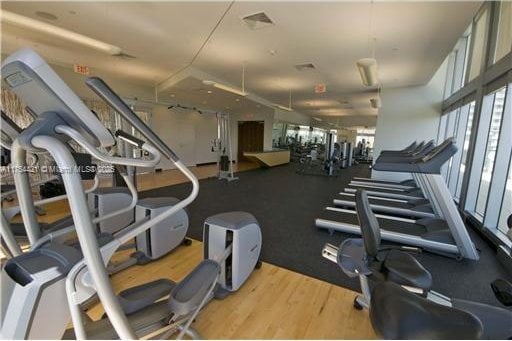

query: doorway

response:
[238,121,264,161]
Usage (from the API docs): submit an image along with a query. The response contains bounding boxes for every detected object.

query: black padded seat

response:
[382,249,432,290]
[370,282,483,340]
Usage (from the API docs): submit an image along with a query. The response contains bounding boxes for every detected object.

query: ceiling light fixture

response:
[202,80,248,97]
[356,0,379,87]
[275,104,292,112]
[370,97,381,108]
[1,10,124,56]
[357,58,378,87]
[312,117,323,122]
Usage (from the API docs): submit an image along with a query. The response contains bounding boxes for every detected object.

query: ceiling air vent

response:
[242,12,274,30]
[294,63,316,71]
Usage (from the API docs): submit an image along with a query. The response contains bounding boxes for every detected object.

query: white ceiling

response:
[1,1,481,127]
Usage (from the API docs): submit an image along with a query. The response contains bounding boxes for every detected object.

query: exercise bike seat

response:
[370,282,483,340]
[169,259,220,316]
[382,249,432,291]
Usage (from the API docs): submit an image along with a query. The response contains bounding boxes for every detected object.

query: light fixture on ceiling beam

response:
[1,10,123,56]
[312,117,323,122]
[202,63,248,97]
[275,104,292,112]
[274,88,293,112]
[202,80,248,97]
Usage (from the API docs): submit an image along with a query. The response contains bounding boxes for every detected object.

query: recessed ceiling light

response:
[207,90,212,94]
[35,11,58,21]
[235,98,240,102]
[170,94,175,97]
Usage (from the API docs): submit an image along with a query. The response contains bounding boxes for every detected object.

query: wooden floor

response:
[89,241,376,339]
[3,161,377,339]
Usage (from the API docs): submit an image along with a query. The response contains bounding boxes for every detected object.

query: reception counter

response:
[243,149,290,168]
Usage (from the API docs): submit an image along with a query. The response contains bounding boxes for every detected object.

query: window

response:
[437,114,448,144]
[498,161,512,234]
[455,102,476,200]
[443,28,472,99]
[443,109,460,180]
[474,87,506,218]
[285,125,326,145]
[493,1,512,63]
[467,7,490,82]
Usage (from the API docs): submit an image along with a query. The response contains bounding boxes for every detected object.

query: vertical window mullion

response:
[465,92,494,212]
[484,85,512,229]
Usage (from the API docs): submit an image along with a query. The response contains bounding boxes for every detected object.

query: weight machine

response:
[168,104,238,182]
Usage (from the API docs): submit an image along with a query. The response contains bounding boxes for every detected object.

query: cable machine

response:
[168,104,238,182]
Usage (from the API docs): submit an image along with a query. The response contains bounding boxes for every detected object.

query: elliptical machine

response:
[0,48,262,339]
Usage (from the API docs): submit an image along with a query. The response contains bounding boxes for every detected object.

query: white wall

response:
[151,105,221,169]
[371,58,447,181]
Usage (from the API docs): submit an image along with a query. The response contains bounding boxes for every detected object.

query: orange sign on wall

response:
[315,83,326,93]
[73,64,90,75]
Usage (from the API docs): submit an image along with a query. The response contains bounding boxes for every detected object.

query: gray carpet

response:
[142,163,512,307]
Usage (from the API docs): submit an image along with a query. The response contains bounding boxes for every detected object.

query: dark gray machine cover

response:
[373,138,457,174]
[370,282,483,340]
[204,211,259,230]
[137,197,180,209]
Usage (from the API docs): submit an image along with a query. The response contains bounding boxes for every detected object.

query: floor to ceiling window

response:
[498,161,512,234]
[492,1,512,64]
[454,102,475,200]
[473,87,506,218]
[443,1,511,248]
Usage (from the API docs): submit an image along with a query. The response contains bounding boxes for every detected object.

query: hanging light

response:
[357,1,379,87]
[357,58,379,87]
[370,86,382,108]
[370,97,381,108]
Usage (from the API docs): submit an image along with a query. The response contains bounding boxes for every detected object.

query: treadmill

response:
[316,138,479,260]
[333,141,444,219]
[347,140,436,191]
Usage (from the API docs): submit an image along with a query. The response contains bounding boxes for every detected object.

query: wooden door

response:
[238,121,264,161]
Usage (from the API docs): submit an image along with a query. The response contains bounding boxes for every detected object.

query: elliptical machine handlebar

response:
[60,77,201,339]
[85,77,181,163]
[55,125,161,168]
